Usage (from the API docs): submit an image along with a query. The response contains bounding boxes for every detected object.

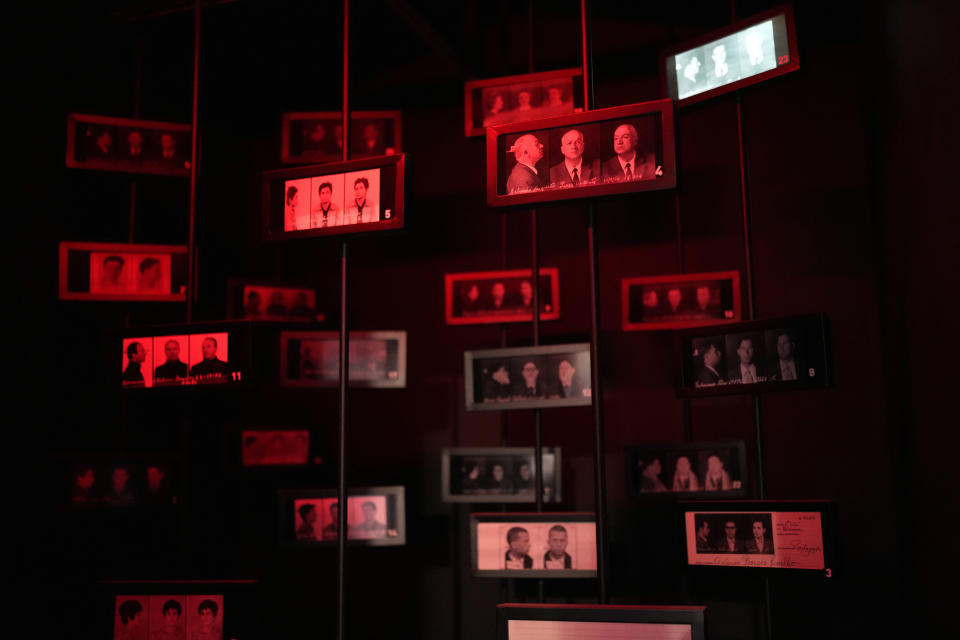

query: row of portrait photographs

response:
[477,77,577,130]
[451,274,554,319]
[294,495,396,542]
[628,280,735,324]
[241,285,318,322]
[113,595,222,640]
[632,448,741,494]
[241,430,310,466]
[73,122,190,173]
[672,16,783,101]
[476,522,597,571]
[67,462,177,508]
[286,115,400,162]
[90,252,173,296]
[450,454,558,501]
[283,168,382,232]
[692,513,774,555]
[122,333,232,388]
[499,115,662,196]
[690,326,814,388]
[283,334,402,386]
[472,351,591,404]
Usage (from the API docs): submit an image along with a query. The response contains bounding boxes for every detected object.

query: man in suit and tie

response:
[696,340,724,386]
[601,123,658,182]
[695,518,713,552]
[770,331,801,381]
[548,129,599,187]
[718,519,746,553]
[505,134,544,194]
[729,335,767,383]
[746,519,774,554]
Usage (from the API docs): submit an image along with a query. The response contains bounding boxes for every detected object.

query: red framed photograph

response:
[66,113,191,176]
[281,110,402,164]
[621,270,741,331]
[661,4,800,107]
[464,68,584,137]
[262,154,404,240]
[445,267,560,325]
[59,241,188,302]
[225,278,324,323]
[486,99,676,208]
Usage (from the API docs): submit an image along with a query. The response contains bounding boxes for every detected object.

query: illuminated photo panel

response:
[471,513,597,578]
[263,154,404,240]
[464,68,584,137]
[663,6,799,106]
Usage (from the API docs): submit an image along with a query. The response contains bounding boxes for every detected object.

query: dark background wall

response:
[9,0,956,638]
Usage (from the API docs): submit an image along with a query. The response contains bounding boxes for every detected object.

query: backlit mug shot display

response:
[59,242,188,302]
[464,343,592,411]
[682,501,835,575]
[282,110,402,163]
[662,5,800,106]
[113,594,223,640]
[486,100,676,207]
[679,314,830,396]
[241,429,311,466]
[622,271,741,331]
[279,486,406,547]
[625,441,747,499]
[66,113,192,176]
[441,447,562,503]
[464,68,584,137]
[280,330,406,388]
[470,513,597,578]
[445,268,560,325]
[263,154,404,239]
[121,332,234,388]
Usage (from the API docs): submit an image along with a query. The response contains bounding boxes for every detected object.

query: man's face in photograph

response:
[199,608,215,628]
[776,333,795,360]
[492,283,505,304]
[142,263,162,287]
[160,133,176,155]
[725,521,737,540]
[548,529,568,554]
[492,464,504,482]
[510,531,531,554]
[132,343,147,363]
[112,467,128,493]
[737,338,755,365]
[354,181,367,203]
[703,345,721,368]
[547,87,563,106]
[698,522,710,539]
[676,456,691,473]
[520,280,533,303]
[104,258,124,284]
[319,186,332,206]
[753,521,765,539]
[519,464,532,482]
[146,466,164,492]
[516,91,532,108]
[162,608,180,629]
[696,286,711,309]
[362,504,376,522]
[642,289,658,309]
[560,130,584,161]
[613,125,636,155]
[467,284,479,302]
[558,360,575,386]
[667,287,683,309]
[201,338,217,359]
[521,362,539,386]
[164,340,180,362]
[76,468,95,489]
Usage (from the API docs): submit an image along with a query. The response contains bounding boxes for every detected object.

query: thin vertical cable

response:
[185,0,201,322]
[336,2,350,639]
